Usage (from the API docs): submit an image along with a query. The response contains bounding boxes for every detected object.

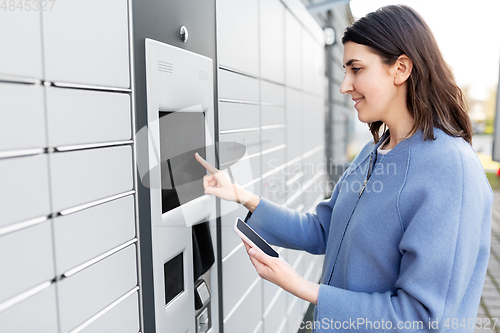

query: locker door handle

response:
[160,194,212,227]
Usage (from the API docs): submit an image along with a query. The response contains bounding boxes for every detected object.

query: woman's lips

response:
[353,97,364,107]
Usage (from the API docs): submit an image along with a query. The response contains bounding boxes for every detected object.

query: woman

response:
[196,5,493,332]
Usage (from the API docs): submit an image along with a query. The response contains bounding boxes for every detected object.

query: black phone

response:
[233,218,279,258]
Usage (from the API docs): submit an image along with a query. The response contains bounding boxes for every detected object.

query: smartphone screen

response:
[236,218,279,258]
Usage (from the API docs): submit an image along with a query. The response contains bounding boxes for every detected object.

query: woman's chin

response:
[356,113,370,124]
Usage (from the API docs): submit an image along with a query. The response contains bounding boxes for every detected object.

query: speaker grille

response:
[198,70,209,81]
[158,60,172,73]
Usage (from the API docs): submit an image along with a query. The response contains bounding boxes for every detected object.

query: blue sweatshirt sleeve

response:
[245,181,340,254]
[314,139,493,332]
[245,142,372,255]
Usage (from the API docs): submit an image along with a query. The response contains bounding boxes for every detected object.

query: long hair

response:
[342,5,472,144]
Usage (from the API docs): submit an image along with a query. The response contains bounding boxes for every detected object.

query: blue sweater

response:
[246,129,493,332]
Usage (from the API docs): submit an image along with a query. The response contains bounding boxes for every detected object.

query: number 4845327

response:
[443,318,498,330]
[0,0,56,11]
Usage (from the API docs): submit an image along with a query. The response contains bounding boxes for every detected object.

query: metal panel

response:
[262,149,285,175]
[286,88,303,161]
[0,9,42,79]
[50,146,133,212]
[261,80,285,105]
[218,70,259,102]
[288,298,307,332]
[46,87,132,147]
[57,245,138,333]
[222,247,259,318]
[259,0,285,84]
[220,131,261,156]
[53,195,136,275]
[263,291,286,333]
[301,30,316,94]
[261,128,286,151]
[224,277,262,332]
[220,204,251,256]
[219,103,260,132]
[0,154,50,229]
[218,0,259,76]
[261,106,285,127]
[79,291,140,333]
[0,285,58,333]
[0,83,45,153]
[0,222,54,304]
[285,11,302,90]
[42,0,130,88]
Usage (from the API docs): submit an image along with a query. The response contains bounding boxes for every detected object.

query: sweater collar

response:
[371,129,425,156]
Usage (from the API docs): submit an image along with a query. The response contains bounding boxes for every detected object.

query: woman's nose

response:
[340,76,353,95]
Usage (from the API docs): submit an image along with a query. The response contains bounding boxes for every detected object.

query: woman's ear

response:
[394,55,413,85]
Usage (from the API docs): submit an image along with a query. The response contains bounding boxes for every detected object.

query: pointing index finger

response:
[195,152,219,174]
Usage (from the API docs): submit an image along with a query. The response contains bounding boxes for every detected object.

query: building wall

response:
[0,1,142,332]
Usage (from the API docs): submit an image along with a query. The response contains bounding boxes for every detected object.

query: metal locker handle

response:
[160,194,213,227]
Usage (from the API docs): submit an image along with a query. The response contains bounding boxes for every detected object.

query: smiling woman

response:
[340,42,415,148]
[342,5,472,148]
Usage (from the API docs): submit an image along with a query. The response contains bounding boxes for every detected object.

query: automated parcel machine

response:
[141,39,217,333]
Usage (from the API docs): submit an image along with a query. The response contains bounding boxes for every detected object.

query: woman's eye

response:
[351,67,361,73]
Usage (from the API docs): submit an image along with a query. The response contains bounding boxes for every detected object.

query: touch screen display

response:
[159,111,206,214]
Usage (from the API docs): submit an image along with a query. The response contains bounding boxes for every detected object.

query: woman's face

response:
[340,42,400,124]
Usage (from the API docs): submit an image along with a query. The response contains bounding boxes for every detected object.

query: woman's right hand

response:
[195,152,260,212]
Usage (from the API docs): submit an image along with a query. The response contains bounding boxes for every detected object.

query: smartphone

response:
[234,218,279,258]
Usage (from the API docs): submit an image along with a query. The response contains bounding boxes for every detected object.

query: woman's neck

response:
[383,108,415,150]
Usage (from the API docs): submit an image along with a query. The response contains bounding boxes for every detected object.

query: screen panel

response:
[159,111,206,213]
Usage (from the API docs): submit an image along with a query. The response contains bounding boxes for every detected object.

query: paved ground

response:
[477,191,500,333]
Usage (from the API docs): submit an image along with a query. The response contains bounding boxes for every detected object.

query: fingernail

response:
[249,249,256,256]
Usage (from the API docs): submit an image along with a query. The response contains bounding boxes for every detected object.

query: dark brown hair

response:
[342,5,472,144]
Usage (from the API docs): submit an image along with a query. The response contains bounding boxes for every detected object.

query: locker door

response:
[0,9,42,79]
[42,0,130,88]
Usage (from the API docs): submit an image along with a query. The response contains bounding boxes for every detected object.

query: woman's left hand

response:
[243,241,320,305]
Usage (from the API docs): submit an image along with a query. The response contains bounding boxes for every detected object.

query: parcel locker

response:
[286,88,304,161]
[46,87,132,148]
[302,33,316,95]
[217,0,259,76]
[218,69,259,103]
[42,0,130,88]
[260,81,285,106]
[222,246,260,321]
[0,221,54,304]
[53,195,136,276]
[219,103,260,132]
[57,245,138,333]
[259,0,285,84]
[0,10,43,79]
[285,10,303,90]
[0,284,58,333]
[0,83,46,153]
[263,281,286,333]
[49,145,134,212]
[0,154,51,229]
[78,291,140,333]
